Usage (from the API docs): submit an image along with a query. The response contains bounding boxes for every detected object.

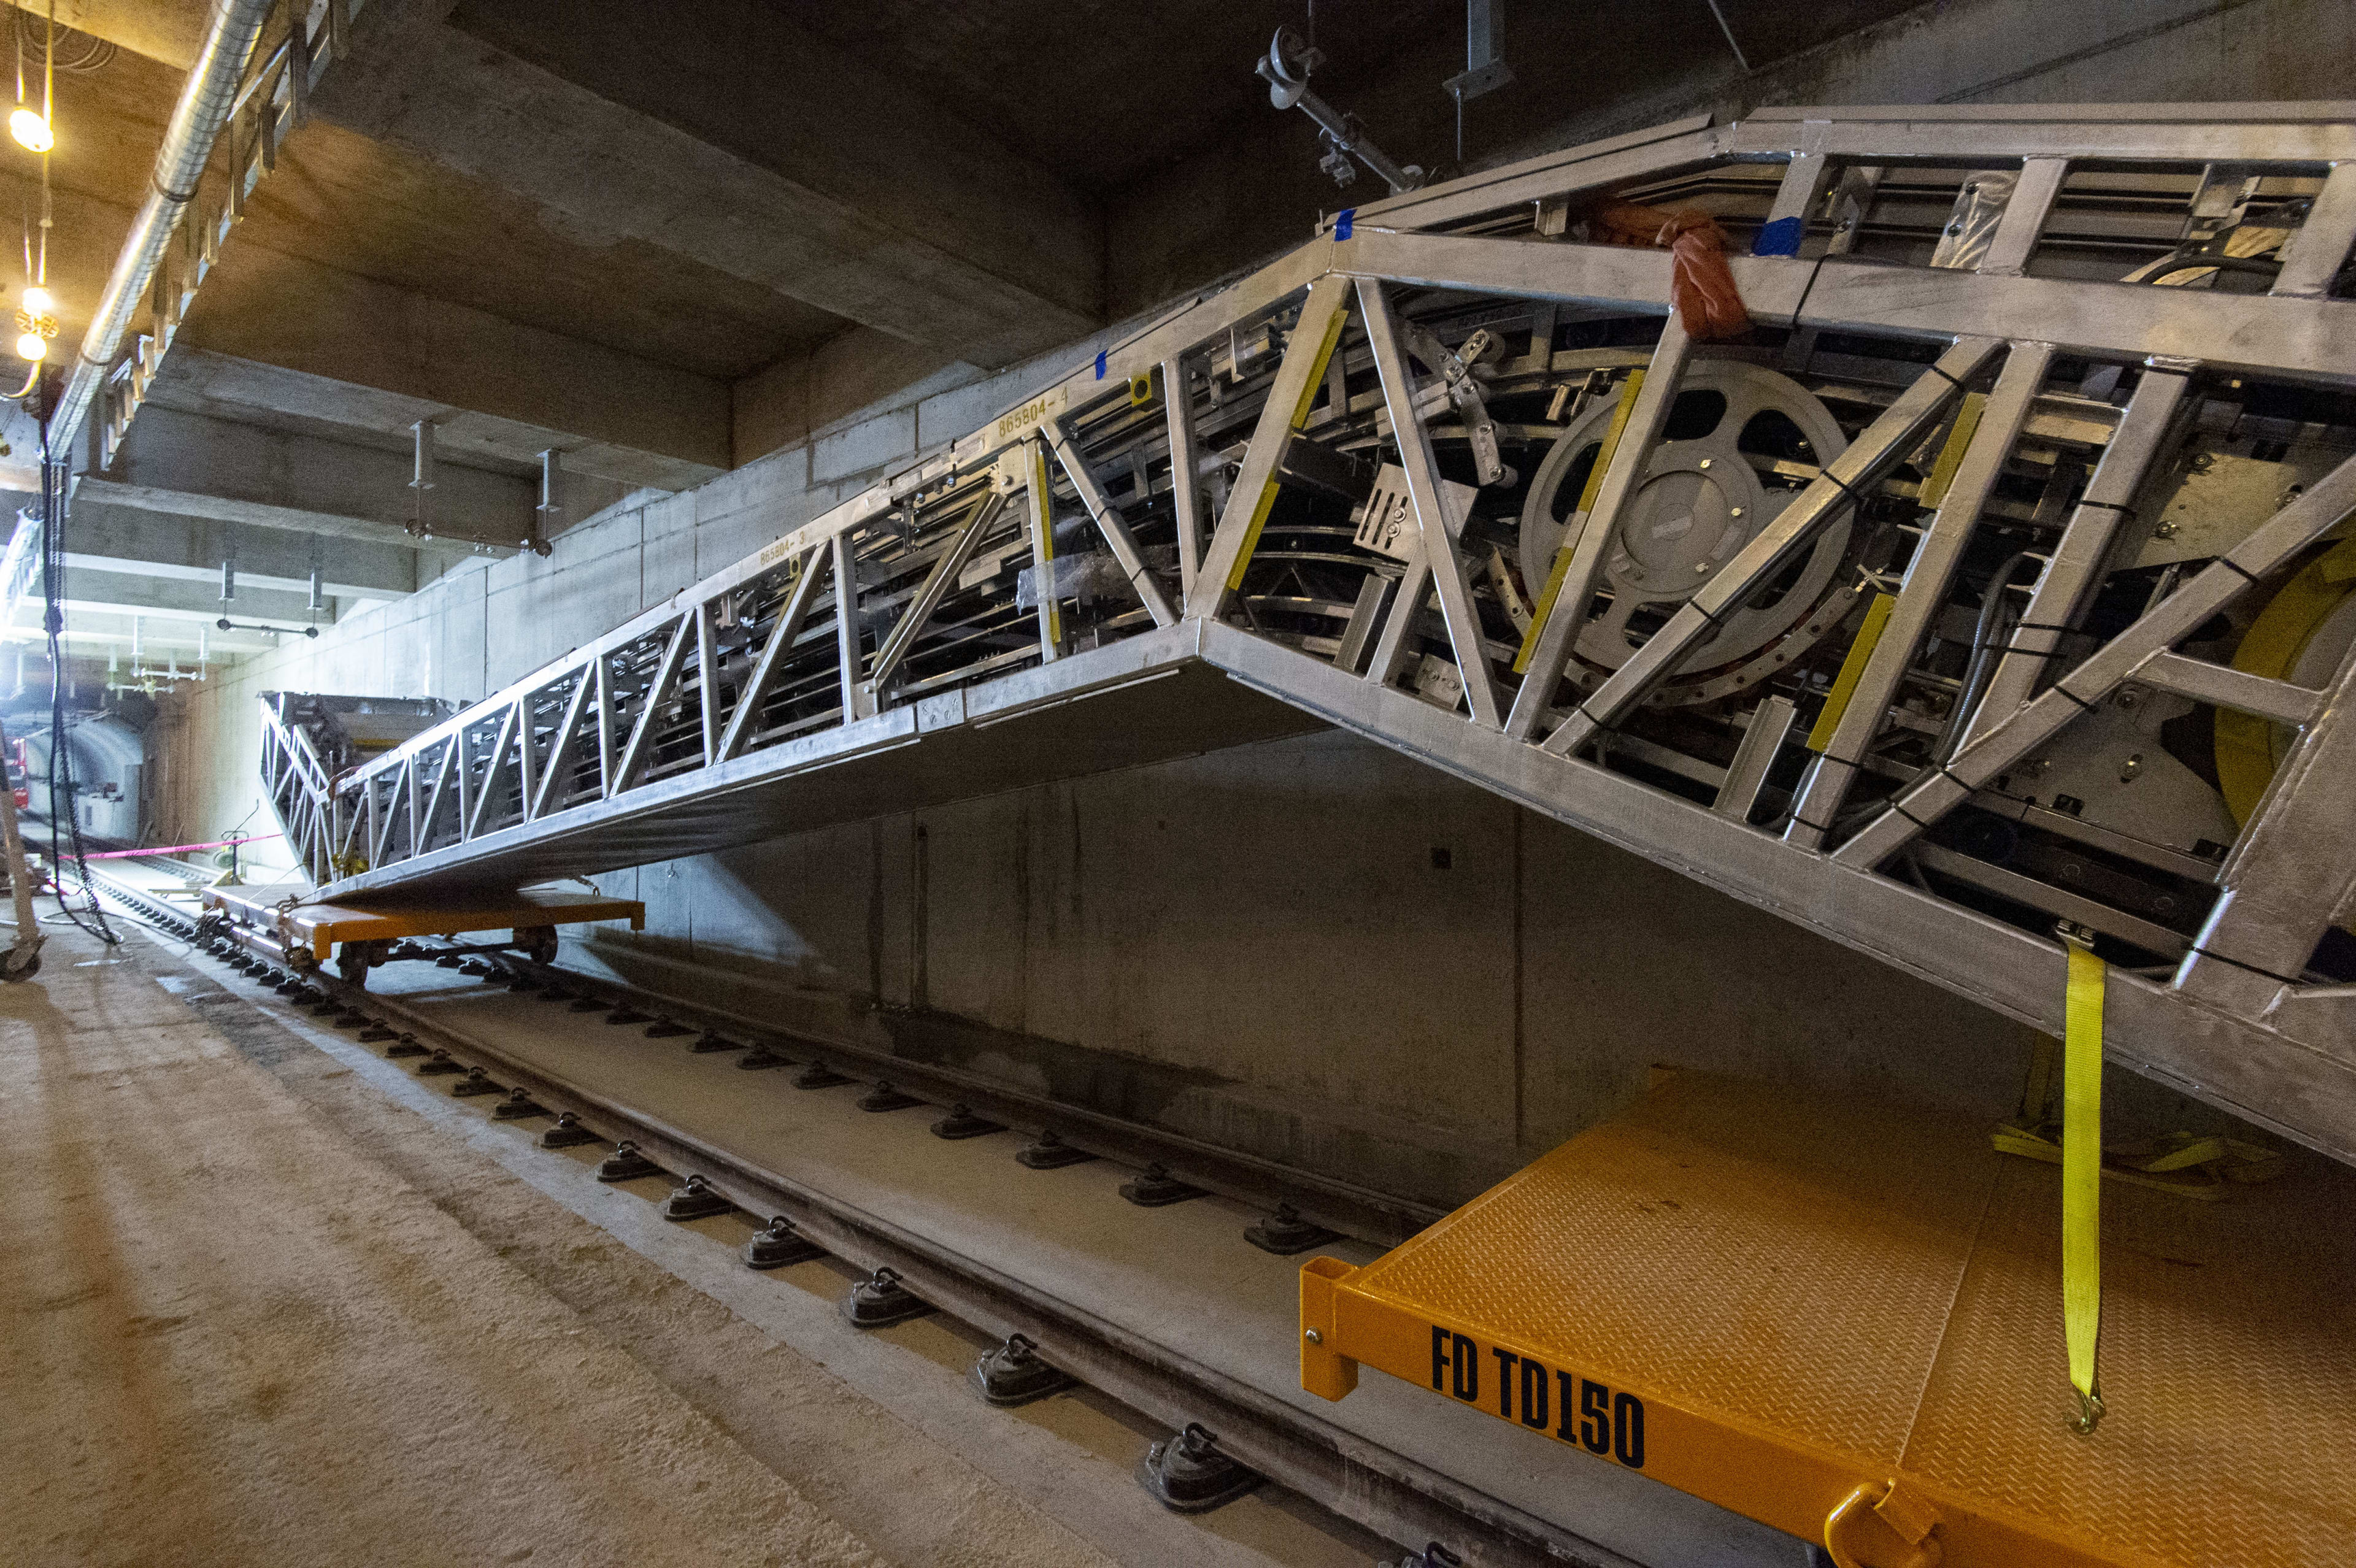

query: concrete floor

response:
[0,910,1286,1567]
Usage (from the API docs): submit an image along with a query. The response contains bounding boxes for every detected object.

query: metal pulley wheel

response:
[1518,361,1853,704]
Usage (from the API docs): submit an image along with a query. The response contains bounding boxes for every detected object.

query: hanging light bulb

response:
[8,109,52,153]
[21,286,50,315]
[15,331,44,361]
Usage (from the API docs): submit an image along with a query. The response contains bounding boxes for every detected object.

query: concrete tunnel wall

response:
[142,0,2347,1207]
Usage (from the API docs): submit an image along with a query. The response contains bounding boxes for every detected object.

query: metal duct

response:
[47,0,275,456]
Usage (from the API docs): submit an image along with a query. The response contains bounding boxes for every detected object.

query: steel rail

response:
[98,868,1643,1568]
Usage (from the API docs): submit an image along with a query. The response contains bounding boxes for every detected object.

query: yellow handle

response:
[1825,1481,1946,1568]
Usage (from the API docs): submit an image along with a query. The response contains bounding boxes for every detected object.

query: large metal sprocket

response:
[1519,361,1854,705]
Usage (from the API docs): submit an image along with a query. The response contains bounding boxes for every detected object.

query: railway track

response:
[90,862,1688,1568]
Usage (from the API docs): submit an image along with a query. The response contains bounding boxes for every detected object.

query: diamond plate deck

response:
[1299,1072,2356,1567]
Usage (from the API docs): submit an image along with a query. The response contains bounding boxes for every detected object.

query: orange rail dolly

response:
[202,883,644,983]
[1298,1072,2356,1568]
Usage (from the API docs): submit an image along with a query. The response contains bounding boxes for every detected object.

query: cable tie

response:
[1790,253,1831,330]
[2188,946,2304,985]
[1791,815,1837,836]
[2076,500,2136,520]
[2050,684,2100,713]
[1892,801,1934,829]
[1921,361,1969,393]
[2213,557,2262,586]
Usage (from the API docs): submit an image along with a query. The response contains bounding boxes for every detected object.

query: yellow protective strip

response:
[1514,370,1646,674]
[1806,592,1897,752]
[1921,393,1987,508]
[1226,305,1352,592]
[2063,943,2105,1432]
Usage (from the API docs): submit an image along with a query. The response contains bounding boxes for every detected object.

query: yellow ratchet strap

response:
[2062,940,2106,1434]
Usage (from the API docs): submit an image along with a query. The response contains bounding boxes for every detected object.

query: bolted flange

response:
[841,1266,932,1329]
[567,996,608,1013]
[490,1087,549,1121]
[1015,1131,1097,1170]
[970,1333,1076,1407]
[1138,1423,1260,1513]
[331,1011,371,1030]
[643,1019,694,1039]
[857,1081,923,1113]
[737,1045,790,1072]
[603,1006,650,1026]
[542,1112,601,1150]
[433,954,463,969]
[417,1050,464,1077]
[689,1030,743,1055]
[1244,1203,1341,1256]
[537,987,575,1004]
[504,975,539,994]
[931,1104,1004,1140]
[791,1060,850,1088]
[596,1140,663,1182]
[1120,1163,1205,1208]
[383,1032,428,1058]
[661,1174,734,1221]
[356,1023,399,1043]
[452,1066,504,1098]
[743,1215,824,1270]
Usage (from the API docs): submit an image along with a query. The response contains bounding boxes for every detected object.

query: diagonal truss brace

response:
[1838,448,2356,869]
[1357,279,1503,728]
[1785,341,2055,849]
[1544,337,2002,758]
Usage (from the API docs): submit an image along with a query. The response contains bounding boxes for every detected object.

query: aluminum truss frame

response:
[266,101,2356,1167]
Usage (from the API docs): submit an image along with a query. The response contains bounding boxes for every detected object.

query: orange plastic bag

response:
[1594,199,1752,340]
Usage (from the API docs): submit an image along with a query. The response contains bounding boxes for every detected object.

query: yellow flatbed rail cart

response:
[202,882,644,983]
[1299,1072,2356,1568]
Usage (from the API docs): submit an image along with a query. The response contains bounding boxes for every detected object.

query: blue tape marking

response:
[1094,350,1107,380]
[1336,208,1355,240]
[1752,215,1804,257]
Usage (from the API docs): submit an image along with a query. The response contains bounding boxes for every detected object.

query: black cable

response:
[1931,548,2037,764]
[36,438,116,945]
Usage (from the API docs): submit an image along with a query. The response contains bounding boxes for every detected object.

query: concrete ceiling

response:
[14,0,1934,674]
